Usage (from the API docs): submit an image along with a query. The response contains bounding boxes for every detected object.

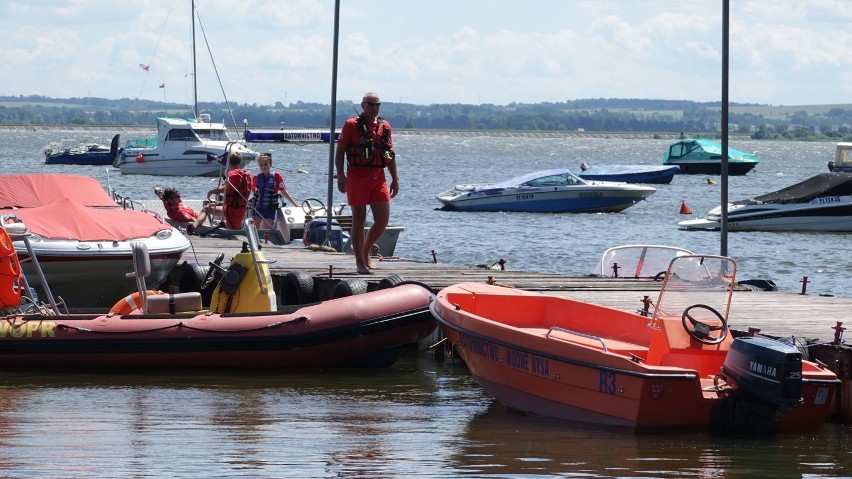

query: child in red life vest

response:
[156,186,198,223]
[205,152,252,229]
[251,152,297,230]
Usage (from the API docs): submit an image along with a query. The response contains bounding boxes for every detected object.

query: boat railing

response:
[546,326,608,352]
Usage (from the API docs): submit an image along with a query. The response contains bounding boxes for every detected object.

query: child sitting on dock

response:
[156,187,199,224]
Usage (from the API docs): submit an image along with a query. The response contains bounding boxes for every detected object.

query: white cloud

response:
[2,0,852,106]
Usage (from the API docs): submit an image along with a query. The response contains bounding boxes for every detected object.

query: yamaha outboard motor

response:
[713,336,804,434]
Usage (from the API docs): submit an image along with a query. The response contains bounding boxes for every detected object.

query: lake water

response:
[0,129,850,477]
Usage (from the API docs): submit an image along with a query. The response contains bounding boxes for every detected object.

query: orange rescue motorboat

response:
[432,254,839,433]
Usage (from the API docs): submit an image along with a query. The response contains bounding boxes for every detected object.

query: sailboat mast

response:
[191,0,198,119]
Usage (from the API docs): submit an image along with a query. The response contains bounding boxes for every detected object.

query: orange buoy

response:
[136,154,145,163]
[109,290,165,315]
[679,200,693,215]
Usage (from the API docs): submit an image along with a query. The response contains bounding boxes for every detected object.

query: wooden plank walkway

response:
[179,236,852,343]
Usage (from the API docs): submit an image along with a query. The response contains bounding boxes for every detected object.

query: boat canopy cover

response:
[0,174,170,241]
[0,174,116,208]
[735,172,852,205]
[665,138,759,163]
[8,197,170,241]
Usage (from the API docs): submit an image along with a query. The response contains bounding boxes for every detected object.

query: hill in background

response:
[2,95,852,140]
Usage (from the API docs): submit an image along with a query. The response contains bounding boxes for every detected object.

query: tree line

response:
[3,94,852,141]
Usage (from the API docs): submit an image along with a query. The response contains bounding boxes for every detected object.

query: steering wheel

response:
[201,253,226,290]
[301,198,327,217]
[681,304,728,345]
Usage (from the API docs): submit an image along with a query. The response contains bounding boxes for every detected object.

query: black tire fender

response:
[378,274,405,289]
[332,278,368,298]
[282,271,316,305]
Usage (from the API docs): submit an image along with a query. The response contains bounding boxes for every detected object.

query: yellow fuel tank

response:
[210,249,276,313]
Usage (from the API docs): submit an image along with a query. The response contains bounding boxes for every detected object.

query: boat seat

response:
[147,292,203,314]
[539,328,650,359]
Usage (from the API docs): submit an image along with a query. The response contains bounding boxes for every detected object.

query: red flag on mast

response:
[139,64,150,71]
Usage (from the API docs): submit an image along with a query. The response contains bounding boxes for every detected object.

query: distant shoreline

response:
[0,124,753,140]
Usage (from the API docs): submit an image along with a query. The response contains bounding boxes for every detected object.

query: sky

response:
[2,0,852,107]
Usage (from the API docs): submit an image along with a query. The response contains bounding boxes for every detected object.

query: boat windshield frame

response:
[650,255,736,330]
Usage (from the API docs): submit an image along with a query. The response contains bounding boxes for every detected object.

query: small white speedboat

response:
[436,168,656,213]
[679,172,852,232]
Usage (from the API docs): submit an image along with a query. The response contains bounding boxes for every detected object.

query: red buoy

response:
[135,154,145,163]
[679,200,692,215]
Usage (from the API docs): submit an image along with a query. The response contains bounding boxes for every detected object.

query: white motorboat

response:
[113,116,258,177]
[436,168,656,213]
[111,1,258,177]
[0,174,190,308]
[679,172,852,232]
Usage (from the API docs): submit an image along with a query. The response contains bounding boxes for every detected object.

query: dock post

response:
[800,276,810,295]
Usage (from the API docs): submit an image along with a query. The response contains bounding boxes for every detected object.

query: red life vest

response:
[226,169,252,209]
[346,115,394,168]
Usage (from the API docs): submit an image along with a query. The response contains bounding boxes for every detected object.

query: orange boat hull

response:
[433,282,838,431]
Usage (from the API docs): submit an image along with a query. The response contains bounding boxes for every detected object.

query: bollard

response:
[431,250,438,264]
[833,322,846,345]
[327,264,334,279]
[641,295,652,316]
[611,262,621,278]
[487,276,495,285]
[800,276,809,295]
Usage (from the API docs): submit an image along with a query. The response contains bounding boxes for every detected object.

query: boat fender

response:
[109,290,166,315]
[0,227,23,308]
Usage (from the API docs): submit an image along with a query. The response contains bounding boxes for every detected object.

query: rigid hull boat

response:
[43,135,120,166]
[113,117,258,177]
[431,255,838,432]
[0,220,436,369]
[436,168,656,213]
[679,172,852,232]
[0,174,189,308]
[663,137,759,175]
[827,142,852,172]
[578,164,679,184]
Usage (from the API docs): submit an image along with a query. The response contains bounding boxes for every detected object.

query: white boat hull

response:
[16,233,189,309]
[117,143,258,177]
[437,183,655,213]
[679,196,852,232]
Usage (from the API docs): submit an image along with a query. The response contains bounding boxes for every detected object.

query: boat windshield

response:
[651,255,735,327]
[523,172,584,187]
[592,245,694,278]
[195,129,232,141]
[166,128,200,142]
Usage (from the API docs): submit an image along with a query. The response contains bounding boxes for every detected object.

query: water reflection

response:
[455,400,851,478]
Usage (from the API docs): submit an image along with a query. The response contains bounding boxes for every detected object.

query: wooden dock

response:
[180,236,851,343]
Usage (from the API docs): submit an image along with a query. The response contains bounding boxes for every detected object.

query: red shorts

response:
[224,207,247,229]
[346,168,390,206]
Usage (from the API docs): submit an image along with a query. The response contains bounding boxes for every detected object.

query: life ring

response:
[109,290,166,315]
[0,227,22,308]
